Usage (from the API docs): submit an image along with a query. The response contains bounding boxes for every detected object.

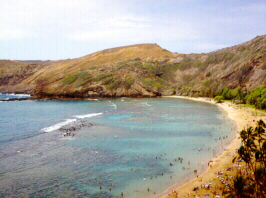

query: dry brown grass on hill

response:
[0,35,264,98]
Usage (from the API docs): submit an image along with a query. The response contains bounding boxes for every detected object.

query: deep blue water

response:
[0,95,236,198]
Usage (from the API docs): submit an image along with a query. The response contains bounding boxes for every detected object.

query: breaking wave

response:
[41,119,77,133]
[41,113,102,132]
[75,113,103,119]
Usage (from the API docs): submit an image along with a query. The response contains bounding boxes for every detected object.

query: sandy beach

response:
[161,96,265,198]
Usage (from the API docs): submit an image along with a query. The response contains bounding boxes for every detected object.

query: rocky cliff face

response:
[0,36,264,98]
[170,35,265,96]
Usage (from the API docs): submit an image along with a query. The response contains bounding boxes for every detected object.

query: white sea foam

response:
[42,112,102,132]
[41,119,77,133]
[75,112,103,119]
[141,102,151,107]
[86,98,99,101]
[61,137,76,141]
[17,94,31,97]
[7,93,31,97]
[110,102,117,109]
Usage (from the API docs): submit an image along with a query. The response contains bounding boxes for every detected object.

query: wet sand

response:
[161,96,265,198]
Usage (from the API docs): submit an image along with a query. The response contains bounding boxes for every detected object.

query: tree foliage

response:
[223,120,266,197]
[245,86,266,109]
[214,95,224,103]
[213,86,265,109]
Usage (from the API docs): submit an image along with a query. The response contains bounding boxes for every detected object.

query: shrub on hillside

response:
[206,71,211,77]
[214,95,224,103]
[62,75,77,84]
[105,79,120,90]
[75,78,93,87]
[94,73,112,81]
[123,77,135,90]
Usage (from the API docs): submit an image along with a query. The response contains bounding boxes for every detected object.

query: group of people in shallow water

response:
[96,154,188,196]
[128,147,223,196]
[96,122,233,197]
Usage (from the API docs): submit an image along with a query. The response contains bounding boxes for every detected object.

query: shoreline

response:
[161,96,264,198]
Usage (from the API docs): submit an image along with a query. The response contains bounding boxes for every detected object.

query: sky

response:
[0,0,265,60]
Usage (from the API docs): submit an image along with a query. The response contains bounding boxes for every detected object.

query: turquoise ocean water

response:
[0,95,236,198]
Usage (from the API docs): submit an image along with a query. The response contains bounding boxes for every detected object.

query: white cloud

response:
[0,0,110,40]
[66,15,153,42]
[0,29,32,40]
[66,13,200,44]
[107,17,150,29]
[0,0,198,43]
[0,0,264,59]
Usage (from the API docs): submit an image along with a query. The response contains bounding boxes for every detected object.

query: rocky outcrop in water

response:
[59,121,94,137]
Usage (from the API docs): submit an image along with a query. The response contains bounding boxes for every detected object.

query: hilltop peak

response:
[84,43,169,56]
[0,36,264,98]
[78,43,173,66]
